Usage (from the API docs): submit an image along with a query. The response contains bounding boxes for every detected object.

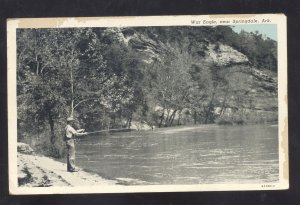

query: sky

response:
[231,24,277,41]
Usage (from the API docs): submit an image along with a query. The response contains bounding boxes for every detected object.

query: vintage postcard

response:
[7,14,288,194]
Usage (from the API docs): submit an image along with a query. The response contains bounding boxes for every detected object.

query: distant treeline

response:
[17,26,277,152]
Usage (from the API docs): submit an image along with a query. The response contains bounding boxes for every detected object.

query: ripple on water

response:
[76,124,279,185]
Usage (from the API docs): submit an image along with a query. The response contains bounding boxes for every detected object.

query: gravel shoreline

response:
[18,153,118,187]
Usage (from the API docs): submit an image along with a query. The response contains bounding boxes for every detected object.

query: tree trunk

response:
[177,110,182,125]
[164,109,170,127]
[128,117,132,128]
[119,108,123,127]
[194,110,197,124]
[158,109,165,128]
[219,89,229,118]
[204,107,210,124]
[35,55,39,75]
[169,110,177,126]
[48,111,55,144]
[205,104,214,124]
[71,100,74,117]
[127,113,132,128]
[112,114,116,128]
[205,92,216,124]
[70,65,74,117]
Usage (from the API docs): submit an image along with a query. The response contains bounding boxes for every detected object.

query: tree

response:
[17,28,111,143]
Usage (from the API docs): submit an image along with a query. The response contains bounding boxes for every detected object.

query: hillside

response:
[16,26,278,152]
[115,27,278,126]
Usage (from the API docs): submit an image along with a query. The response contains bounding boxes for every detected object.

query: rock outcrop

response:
[207,43,249,66]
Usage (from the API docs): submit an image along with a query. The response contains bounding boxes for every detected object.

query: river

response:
[75,124,279,185]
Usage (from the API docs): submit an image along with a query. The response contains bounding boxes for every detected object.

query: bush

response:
[233,119,244,125]
[34,137,67,159]
[216,118,233,125]
[216,110,277,125]
[22,131,68,159]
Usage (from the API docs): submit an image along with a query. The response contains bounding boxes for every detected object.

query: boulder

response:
[17,142,35,154]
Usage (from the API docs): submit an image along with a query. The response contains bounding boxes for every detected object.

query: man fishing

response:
[65,117,87,172]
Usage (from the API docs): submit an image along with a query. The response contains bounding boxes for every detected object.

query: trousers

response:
[66,139,76,171]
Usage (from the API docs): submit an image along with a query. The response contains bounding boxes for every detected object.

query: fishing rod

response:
[86,128,132,135]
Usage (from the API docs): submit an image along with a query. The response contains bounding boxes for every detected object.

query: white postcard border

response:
[7,14,288,195]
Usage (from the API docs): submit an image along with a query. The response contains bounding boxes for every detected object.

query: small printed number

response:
[261,184,275,188]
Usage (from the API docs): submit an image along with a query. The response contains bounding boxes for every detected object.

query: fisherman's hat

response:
[67,117,74,122]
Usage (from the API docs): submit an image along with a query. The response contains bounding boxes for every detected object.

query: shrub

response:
[24,131,68,159]
[216,118,233,125]
[34,137,67,159]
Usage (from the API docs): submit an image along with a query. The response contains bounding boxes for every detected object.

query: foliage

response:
[17,26,278,157]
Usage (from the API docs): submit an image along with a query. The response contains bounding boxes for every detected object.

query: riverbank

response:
[17,124,279,187]
[18,152,118,187]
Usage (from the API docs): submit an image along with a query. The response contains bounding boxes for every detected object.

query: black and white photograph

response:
[7,14,288,194]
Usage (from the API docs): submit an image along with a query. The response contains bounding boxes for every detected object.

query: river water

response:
[75,124,279,185]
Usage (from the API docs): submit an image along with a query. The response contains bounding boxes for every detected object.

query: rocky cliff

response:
[123,27,277,124]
